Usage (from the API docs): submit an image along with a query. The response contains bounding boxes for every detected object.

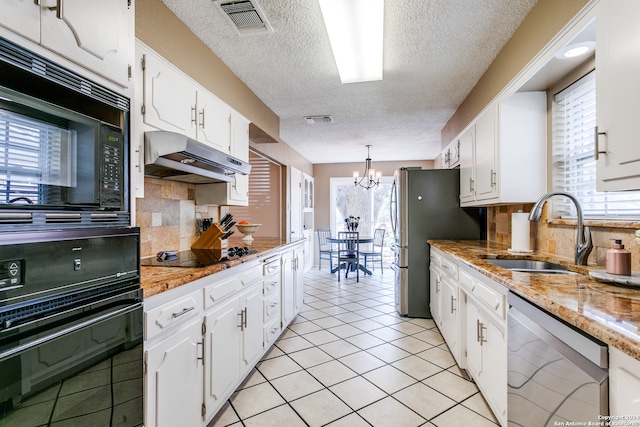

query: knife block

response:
[191,223,228,262]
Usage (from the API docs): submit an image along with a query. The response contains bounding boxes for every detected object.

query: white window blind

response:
[552,70,640,218]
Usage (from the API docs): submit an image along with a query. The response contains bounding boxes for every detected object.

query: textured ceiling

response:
[160,0,537,164]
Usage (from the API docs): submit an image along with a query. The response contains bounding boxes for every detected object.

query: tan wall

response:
[313,160,434,231]
[441,0,590,146]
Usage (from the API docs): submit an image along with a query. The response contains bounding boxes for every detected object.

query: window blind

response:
[552,71,640,218]
[0,109,77,203]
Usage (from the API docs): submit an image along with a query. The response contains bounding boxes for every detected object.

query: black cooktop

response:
[140,247,256,268]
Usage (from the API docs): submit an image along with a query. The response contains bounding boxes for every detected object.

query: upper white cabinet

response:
[459,91,546,207]
[595,0,640,191]
[441,139,461,169]
[0,0,134,88]
[135,41,251,205]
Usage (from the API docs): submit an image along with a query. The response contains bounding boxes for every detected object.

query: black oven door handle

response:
[0,301,142,361]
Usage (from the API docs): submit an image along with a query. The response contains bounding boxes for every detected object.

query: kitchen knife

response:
[221,230,234,240]
[224,221,236,231]
[219,213,232,226]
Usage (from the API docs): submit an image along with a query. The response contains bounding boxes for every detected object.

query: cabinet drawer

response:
[204,276,242,308]
[145,291,202,340]
[241,264,262,286]
[263,276,280,297]
[263,255,280,276]
[468,277,506,319]
[263,293,280,323]
[440,256,458,280]
[430,251,441,268]
[264,317,281,348]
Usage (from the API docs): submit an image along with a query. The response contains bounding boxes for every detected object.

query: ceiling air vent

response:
[213,0,273,35]
[304,115,334,124]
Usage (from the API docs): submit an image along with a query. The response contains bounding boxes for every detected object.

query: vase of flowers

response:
[345,216,360,231]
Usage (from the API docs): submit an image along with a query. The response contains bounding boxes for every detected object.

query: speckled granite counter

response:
[429,240,640,361]
[141,237,300,298]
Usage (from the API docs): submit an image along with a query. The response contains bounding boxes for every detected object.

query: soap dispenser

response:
[606,239,631,275]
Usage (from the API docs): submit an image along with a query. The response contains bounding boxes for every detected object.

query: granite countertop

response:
[141,237,298,298]
[429,240,640,361]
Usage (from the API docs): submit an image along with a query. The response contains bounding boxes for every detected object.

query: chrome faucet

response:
[528,191,593,265]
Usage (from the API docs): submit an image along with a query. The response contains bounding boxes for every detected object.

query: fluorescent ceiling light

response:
[319,0,384,84]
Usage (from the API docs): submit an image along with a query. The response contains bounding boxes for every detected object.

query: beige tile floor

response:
[210,267,499,427]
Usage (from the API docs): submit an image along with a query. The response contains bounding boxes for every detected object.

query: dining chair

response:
[317,228,335,271]
[337,231,360,282]
[363,228,385,273]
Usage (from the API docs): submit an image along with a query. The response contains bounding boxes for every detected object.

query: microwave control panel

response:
[100,124,125,209]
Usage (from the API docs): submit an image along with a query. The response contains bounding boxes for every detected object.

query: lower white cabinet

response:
[431,248,508,427]
[609,346,640,416]
[203,283,263,420]
[459,268,508,426]
[144,243,305,426]
[429,247,462,365]
[281,245,304,326]
[145,317,204,427]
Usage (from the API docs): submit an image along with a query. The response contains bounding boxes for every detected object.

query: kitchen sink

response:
[485,259,579,274]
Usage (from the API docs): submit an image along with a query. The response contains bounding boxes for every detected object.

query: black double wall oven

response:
[0,37,143,426]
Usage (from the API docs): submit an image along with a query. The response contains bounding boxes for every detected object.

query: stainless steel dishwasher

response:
[507,292,608,426]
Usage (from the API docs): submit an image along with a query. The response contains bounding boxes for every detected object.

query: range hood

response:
[144,131,251,184]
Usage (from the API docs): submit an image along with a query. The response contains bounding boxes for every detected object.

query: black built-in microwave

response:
[0,37,130,231]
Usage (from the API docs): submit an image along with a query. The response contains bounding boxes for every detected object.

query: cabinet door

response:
[0,0,40,43]
[464,297,483,380]
[596,0,640,191]
[281,250,295,326]
[474,104,498,201]
[145,319,203,427]
[294,248,305,313]
[142,50,197,136]
[197,91,231,153]
[429,267,442,327]
[240,285,264,377]
[40,0,133,87]
[458,127,475,203]
[290,167,303,241]
[204,298,240,421]
[440,277,459,361]
[482,318,507,424]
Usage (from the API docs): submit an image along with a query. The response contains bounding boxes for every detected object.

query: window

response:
[552,70,640,218]
[330,176,394,263]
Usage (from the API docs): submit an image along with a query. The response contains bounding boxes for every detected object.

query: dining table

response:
[327,236,375,276]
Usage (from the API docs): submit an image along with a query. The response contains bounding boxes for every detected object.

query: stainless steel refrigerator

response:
[390,168,486,317]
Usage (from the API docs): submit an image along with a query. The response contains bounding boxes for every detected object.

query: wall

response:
[487,204,640,270]
[137,177,220,257]
[313,160,434,231]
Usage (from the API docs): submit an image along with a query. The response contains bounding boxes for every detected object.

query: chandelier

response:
[353,145,381,190]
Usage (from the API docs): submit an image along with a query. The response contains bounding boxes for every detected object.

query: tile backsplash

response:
[136,177,222,257]
[488,204,640,271]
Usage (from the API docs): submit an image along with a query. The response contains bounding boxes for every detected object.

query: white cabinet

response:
[429,247,462,365]
[459,267,508,426]
[459,126,475,204]
[441,139,461,169]
[458,92,546,207]
[303,173,314,210]
[281,244,304,328]
[144,288,204,427]
[595,0,640,191]
[0,0,134,87]
[290,166,303,242]
[609,346,640,416]
[203,282,263,419]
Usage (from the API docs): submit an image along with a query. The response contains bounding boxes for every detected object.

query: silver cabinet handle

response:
[490,169,496,187]
[172,306,195,318]
[450,295,456,313]
[199,109,205,128]
[470,178,475,192]
[477,319,487,345]
[191,106,197,125]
